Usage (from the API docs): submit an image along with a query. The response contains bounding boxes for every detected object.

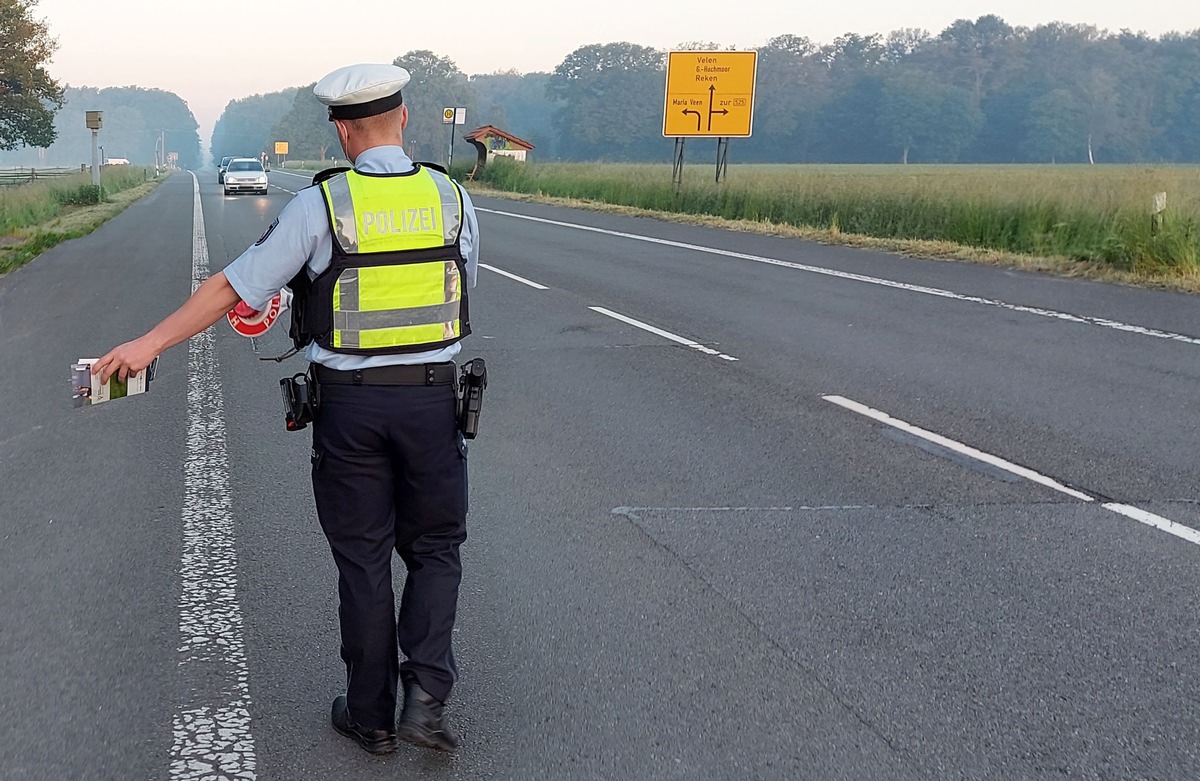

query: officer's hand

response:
[93,335,159,384]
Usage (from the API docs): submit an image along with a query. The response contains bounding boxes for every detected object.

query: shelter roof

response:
[464,125,535,150]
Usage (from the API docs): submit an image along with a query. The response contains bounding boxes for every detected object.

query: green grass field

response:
[478,161,1200,275]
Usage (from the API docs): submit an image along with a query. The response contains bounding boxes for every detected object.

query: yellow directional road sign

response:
[663,51,758,138]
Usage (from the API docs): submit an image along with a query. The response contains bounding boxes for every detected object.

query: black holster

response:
[280,369,317,432]
[456,358,487,439]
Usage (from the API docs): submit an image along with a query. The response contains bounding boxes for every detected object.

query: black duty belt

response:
[313,362,456,386]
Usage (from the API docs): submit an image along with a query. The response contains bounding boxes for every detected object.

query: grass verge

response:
[475,161,1200,293]
[0,169,163,276]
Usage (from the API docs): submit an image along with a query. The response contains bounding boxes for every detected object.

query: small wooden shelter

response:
[465,126,535,162]
[464,126,535,177]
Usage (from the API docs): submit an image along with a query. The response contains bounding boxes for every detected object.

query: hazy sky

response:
[39,0,1200,145]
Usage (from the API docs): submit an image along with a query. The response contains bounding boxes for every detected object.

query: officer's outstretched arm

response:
[93,272,241,383]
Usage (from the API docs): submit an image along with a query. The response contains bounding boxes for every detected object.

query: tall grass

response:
[0,167,151,236]
[479,161,1200,273]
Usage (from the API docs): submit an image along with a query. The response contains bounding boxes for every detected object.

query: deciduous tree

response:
[878,70,982,162]
[269,84,337,161]
[0,0,63,150]
[548,42,664,161]
[393,50,475,164]
[212,89,296,164]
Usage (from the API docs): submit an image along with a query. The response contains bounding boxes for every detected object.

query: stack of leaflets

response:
[71,357,159,408]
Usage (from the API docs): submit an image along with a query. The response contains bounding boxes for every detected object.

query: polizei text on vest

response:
[361,207,438,235]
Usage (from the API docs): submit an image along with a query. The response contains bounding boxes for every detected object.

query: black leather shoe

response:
[397,682,459,752]
[331,695,397,755]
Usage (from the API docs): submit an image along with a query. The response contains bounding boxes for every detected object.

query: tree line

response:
[0,86,201,168]
[2,5,1195,169]
[213,18,1200,167]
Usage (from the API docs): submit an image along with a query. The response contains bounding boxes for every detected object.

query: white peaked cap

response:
[313,63,411,120]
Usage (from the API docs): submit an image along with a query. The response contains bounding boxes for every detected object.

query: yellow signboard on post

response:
[663,51,758,138]
[274,141,289,155]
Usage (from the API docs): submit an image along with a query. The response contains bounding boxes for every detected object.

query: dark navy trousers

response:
[310,379,467,731]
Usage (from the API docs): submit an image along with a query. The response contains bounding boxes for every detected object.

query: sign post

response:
[85,111,103,190]
[662,51,757,185]
[443,107,466,170]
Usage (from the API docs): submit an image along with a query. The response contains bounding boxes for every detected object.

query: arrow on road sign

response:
[706,85,729,131]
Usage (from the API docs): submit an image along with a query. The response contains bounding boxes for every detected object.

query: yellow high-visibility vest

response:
[291,166,469,355]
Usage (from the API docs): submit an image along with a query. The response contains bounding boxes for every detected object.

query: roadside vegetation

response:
[476,160,1200,283]
[0,167,162,274]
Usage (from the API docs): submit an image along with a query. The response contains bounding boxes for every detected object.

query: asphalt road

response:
[2,166,1199,780]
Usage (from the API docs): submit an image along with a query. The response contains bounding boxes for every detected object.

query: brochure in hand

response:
[71,357,159,408]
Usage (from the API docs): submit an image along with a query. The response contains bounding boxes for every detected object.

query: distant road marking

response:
[824,394,1200,547]
[269,168,312,194]
[479,208,1200,348]
[590,306,738,361]
[480,263,548,289]
[172,174,258,780]
[271,169,317,180]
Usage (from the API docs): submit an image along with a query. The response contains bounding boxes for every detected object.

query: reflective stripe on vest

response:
[320,169,465,351]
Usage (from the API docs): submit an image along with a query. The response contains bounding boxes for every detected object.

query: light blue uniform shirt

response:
[223,145,479,370]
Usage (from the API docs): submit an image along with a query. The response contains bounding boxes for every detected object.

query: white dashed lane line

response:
[479,263,548,289]
[590,306,738,362]
[823,394,1200,548]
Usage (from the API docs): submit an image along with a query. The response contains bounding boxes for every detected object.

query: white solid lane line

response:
[590,306,739,361]
[1102,503,1200,546]
[270,169,317,179]
[478,207,1200,349]
[824,393,1200,548]
[171,174,258,780]
[479,263,548,289]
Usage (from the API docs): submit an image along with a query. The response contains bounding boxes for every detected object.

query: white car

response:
[223,158,269,195]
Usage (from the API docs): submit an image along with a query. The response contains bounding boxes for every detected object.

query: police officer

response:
[93,62,479,755]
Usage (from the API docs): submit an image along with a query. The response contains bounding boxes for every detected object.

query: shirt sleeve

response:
[458,187,481,290]
[223,188,325,310]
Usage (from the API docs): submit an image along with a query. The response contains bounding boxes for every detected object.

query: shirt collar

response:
[353,145,416,174]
